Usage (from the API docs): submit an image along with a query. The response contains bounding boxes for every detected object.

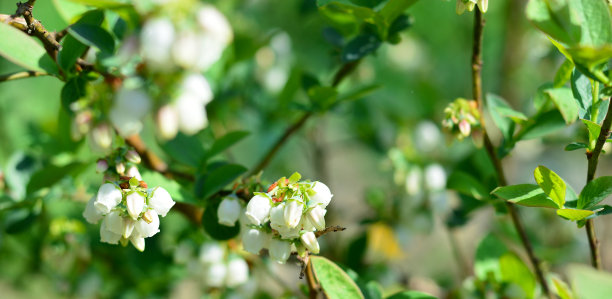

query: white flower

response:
[181,73,213,105]
[104,210,125,235]
[199,243,225,265]
[116,162,126,175]
[307,205,326,231]
[134,210,160,238]
[269,203,285,231]
[217,196,241,227]
[122,218,135,238]
[130,236,145,252]
[140,18,175,70]
[83,196,103,224]
[172,32,201,70]
[196,6,233,46]
[175,92,209,135]
[405,167,422,196]
[205,262,227,288]
[268,239,291,264]
[90,123,113,150]
[225,257,249,287]
[126,166,142,181]
[95,183,123,214]
[424,164,446,191]
[477,0,488,12]
[284,199,303,228]
[110,87,151,137]
[157,105,179,140]
[100,219,121,244]
[245,195,271,225]
[310,182,333,207]
[148,187,175,217]
[126,192,145,220]
[300,231,320,254]
[242,228,268,254]
[414,121,441,152]
[194,34,225,71]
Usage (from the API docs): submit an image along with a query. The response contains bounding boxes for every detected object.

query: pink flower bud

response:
[96,159,109,173]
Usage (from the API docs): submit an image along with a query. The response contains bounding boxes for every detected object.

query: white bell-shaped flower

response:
[300,231,320,254]
[225,257,249,287]
[307,205,326,231]
[217,196,241,227]
[126,192,146,220]
[424,164,446,191]
[125,150,141,164]
[94,183,123,214]
[284,199,303,228]
[134,210,160,238]
[122,218,135,238]
[126,166,142,181]
[269,239,291,264]
[148,187,175,217]
[175,91,208,135]
[157,105,179,140]
[245,195,271,225]
[116,162,126,175]
[140,18,175,70]
[172,32,202,70]
[199,243,225,265]
[205,262,227,288]
[195,34,225,71]
[242,228,268,254]
[83,196,103,224]
[181,73,213,105]
[269,202,286,231]
[196,5,233,46]
[100,219,121,244]
[310,182,333,207]
[104,210,125,235]
[110,87,151,137]
[405,167,422,196]
[130,236,146,252]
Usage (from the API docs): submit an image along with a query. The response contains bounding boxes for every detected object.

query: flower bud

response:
[405,167,422,196]
[300,231,320,254]
[284,199,303,228]
[126,192,146,220]
[94,183,123,214]
[199,243,224,265]
[478,0,488,12]
[310,182,333,207]
[242,228,268,254]
[148,187,175,217]
[225,257,249,287]
[130,236,145,252]
[90,123,113,150]
[125,150,141,164]
[458,119,471,137]
[196,6,233,46]
[176,92,208,135]
[205,263,227,287]
[96,159,109,173]
[181,74,213,105]
[172,32,201,70]
[456,0,466,15]
[83,196,103,224]
[116,162,126,175]
[122,218,135,238]
[126,166,142,181]
[135,210,160,238]
[307,205,326,231]
[268,239,291,264]
[157,105,179,140]
[217,196,241,227]
[245,195,271,226]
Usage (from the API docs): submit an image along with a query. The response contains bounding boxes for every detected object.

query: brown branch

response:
[0,14,27,32]
[11,1,61,60]
[304,256,320,299]
[249,60,361,175]
[314,225,346,238]
[471,10,552,297]
[0,70,48,82]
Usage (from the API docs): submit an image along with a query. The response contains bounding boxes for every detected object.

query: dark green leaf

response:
[545,87,579,124]
[4,153,40,200]
[491,184,560,209]
[380,0,418,23]
[534,165,566,208]
[196,164,247,200]
[518,110,566,140]
[68,24,116,54]
[57,10,105,71]
[385,291,437,299]
[310,256,365,299]
[4,209,37,234]
[161,133,206,168]
[26,162,84,194]
[446,171,490,201]
[0,22,58,75]
[565,142,588,151]
[337,84,380,102]
[201,198,240,240]
[60,76,87,113]
[308,86,338,111]
[207,131,250,159]
[342,33,381,62]
[578,176,612,209]
[474,233,507,281]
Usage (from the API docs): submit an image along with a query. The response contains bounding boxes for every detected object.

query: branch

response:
[0,71,48,82]
[314,225,346,238]
[0,14,27,32]
[583,98,612,270]
[11,1,61,60]
[470,10,552,297]
[305,256,319,299]
[249,60,361,175]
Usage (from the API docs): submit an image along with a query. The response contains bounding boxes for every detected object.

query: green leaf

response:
[201,198,240,240]
[342,33,381,62]
[565,142,588,151]
[361,281,383,299]
[474,234,507,281]
[446,171,490,201]
[518,110,566,140]
[578,176,612,209]
[57,10,105,72]
[526,0,580,46]
[4,153,41,201]
[534,166,566,208]
[554,59,574,88]
[288,172,301,183]
[379,0,419,23]
[571,69,609,123]
[0,22,58,75]
[491,184,560,209]
[568,264,612,299]
[552,277,574,299]
[337,84,381,102]
[206,131,250,159]
[68,24,116,54]
[161,133,206,168]
[65,0,131,9]
[60,76,88,113]
[545,87,579,124]
[196,164,247,200]
[26,162,84,194]
[310,256,365,299]
[487,94,525,141]
[582,119,601,150]
[4,209,38,234]
[557,208,594,221]
[308,86,338,111]
[499,252,536,299]
[385,291,438,299]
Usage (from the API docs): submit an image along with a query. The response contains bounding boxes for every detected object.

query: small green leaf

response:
[554,59,574,88]
[310,256,365,299]
[288,172,301,183]
[0,22,58,75]
[578,176,612,209]
[68,24,116,54]
[379,0,418,23]
[57,10,104,72]
[196,164,247,200]
[385,291,437,299]
[557,208,594,221]
[342,33,381,62]
[564,142,588,151]
[60,76,88,113]
[308,86,338,111]
[545,87,579,124]
[207,131,250,159]
[582,119,601,150]
[499,252,536,298]
[491,184,560,209]
[337,84,380,102]
[446,171,490,201]
[487,94,525,141]
[534,166,566,208]
[201,198,240,240]
[161,133,206,168]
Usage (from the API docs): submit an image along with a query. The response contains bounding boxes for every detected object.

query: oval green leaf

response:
[556,208,594,221]
[534,166,566,208]
[310,256,364,299]
[68,24,116,54]
[491,184,560,209]
[0,22,58,75]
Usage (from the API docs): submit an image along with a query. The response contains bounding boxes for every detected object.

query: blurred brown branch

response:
[0,70,48,82]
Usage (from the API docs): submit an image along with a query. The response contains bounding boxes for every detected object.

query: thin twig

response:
[314,225,346,238]
[471,10,552,297]
[583,97,612,270]
[0,71,48,82]
[304,256,320,299]
[11,1,61,60]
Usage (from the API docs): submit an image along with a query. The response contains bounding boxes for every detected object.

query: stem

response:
[249,60,360,176]
[584,97,612,270]
[305,257,319,299]
[471,10,552,297]
[0,71,48,82]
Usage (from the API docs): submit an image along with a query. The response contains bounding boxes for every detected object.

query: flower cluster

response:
[238,173,333,264]
[198,242,249,288]
[83,148,175,251]
[442,98,481,141]
[456,0,488,15]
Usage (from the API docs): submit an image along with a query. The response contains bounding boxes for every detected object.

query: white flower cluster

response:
[198,243,249,288]
[236,175,333,264]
